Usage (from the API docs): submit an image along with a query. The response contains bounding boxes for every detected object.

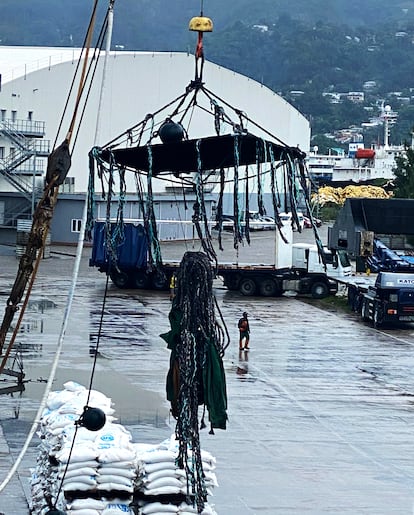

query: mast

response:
[0,0,100,369]
[94,0,114,145]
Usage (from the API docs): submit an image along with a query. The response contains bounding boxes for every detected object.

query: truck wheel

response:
[239,278,257,296]
[361,300,369,320]
[311,281,329,299]
[353,293,362,313]
[348,285,356,308]
[259,278,278,297]
[133,270,150,289]
[373,304,383,328]
[109,269,130,289]
[152,271,168,290]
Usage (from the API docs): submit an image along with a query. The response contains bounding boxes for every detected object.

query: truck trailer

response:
[89,221,351,298]
[217,241,350,298]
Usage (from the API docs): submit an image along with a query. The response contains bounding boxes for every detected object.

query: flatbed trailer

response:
[92,254,339,299]
[89,222,349,299]
[216,263,338,298]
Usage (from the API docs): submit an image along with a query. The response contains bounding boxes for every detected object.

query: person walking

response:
[238,311,250,351]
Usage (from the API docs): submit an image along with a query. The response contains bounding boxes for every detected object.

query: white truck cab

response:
[292,243,352,278]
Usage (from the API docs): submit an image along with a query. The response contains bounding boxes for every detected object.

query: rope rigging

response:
[0,1,321,513]
[161,251,228,513]
[0,1,118,506]
[0,0,116,365]
[84,9,325,514]
[87,82,310,260]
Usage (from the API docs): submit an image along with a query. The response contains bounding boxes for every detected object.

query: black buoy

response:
[158,119,185,143]
[77,406,106,432]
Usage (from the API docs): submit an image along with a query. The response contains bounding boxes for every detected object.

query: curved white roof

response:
[0,46,310,192]
[0,46,83,83]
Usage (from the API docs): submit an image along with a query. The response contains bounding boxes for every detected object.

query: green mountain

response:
[2,1,414,145]
[2,0,414,48]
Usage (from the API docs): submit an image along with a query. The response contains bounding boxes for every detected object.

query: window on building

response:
[9,147,15,157]
[28,111,33,121]
[0,147,4,159]
[11,110,17,122]
[0,110,5,121]
[71,219,82,233]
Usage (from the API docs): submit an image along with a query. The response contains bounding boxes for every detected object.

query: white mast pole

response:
[94,0,114,145]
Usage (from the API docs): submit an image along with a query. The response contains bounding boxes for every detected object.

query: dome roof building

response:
[0,46,310,243]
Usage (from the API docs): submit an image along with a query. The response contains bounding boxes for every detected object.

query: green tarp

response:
[161,306,228,430]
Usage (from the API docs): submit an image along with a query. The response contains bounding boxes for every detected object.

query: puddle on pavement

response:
[0,365,169,429]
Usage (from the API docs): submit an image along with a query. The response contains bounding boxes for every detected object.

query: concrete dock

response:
[0,231,413,514]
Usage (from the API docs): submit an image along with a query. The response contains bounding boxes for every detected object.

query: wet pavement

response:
[0,230,414,514]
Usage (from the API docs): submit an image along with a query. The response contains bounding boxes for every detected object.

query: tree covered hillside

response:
[3,1,414,146]
[2,0,414,48]
[207,16,414,93]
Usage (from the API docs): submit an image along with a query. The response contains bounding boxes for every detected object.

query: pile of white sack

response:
[133,436,218,514]
[30,382,218,515]
[30,381,136,514]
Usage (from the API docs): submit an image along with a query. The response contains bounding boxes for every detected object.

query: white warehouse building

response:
[0,46,310,244]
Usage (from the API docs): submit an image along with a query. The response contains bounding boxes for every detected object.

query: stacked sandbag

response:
[30,381,135,514]
[133,436,218,514]
[97,443,137,494]
[138,502,216,514]
[31,384,220,514]
[65,498,133,514]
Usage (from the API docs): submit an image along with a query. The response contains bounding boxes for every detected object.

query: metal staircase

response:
[0,120,50,224]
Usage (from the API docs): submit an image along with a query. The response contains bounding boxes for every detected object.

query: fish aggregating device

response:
[86,12,321,279]
[86,8,323,514]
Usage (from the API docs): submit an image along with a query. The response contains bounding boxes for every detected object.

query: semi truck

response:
[217,241,350,298]
[89,221,351,299]
[343,236,414,326]
[347,272,414,327]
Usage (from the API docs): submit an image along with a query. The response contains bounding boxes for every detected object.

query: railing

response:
[0,119,50,223]
[0,49,82,85]
[0,121,50,154]
[0,123,50,197]
[0,147,46,197]
[0,168,33,197]
[0,121,31,150]
[0,185,45,227]
[14,159,46,175]
[0,119,45,137]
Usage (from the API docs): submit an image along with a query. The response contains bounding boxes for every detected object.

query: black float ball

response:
[78,406,106,431]
[158,120,184,143]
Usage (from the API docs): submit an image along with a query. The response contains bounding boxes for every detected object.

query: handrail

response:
[0,119,45,137]
[0,51,81,85]
[0,120,50,196]
[0,153,41,196]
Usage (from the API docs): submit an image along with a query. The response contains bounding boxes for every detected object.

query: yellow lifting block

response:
[189,16,213,32]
